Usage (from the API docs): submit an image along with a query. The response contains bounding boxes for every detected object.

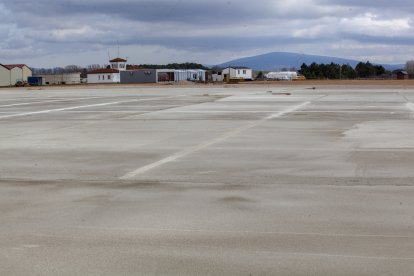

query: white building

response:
[265,71,298,80]
[222,67,252,81]
[87,57,127,84]
[87,68,121,84]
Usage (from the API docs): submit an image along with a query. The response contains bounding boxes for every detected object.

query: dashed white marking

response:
[0,95,182,120]
[120,101,311,179]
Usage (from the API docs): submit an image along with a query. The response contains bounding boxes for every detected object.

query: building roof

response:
[223,66,251,70]
[87,68,119,74]
[397,71,408,75]
[4,64,30,70]
[109,58,127,63]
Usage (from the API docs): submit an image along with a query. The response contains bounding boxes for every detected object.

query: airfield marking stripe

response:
[45,110,409,114]
[75,226,414,239]
[0,96,118,108]
[120,101,312,179]
[0,95,182,120]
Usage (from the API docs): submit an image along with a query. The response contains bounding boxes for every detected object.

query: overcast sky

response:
[1,0,413,67]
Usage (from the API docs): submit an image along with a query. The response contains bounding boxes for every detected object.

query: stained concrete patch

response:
[343,120,414,148]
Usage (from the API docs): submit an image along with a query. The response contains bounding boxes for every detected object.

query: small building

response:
[396,71,409,80]
[222,67,252,82]
[4,64,32,85]
[35,73,81,85]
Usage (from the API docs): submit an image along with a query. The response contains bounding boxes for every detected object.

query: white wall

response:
[10,67,22,85]
[87,73,120,84]
[111,62,127,71]
[223,68,252,80]
[37,73,81,85]
[234,68,252,80]
[0,66,10,86]
[212,73,224,82]
[22,66,32,82]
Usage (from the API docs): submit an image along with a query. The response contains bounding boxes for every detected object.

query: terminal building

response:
[87,58,127,84]
[87,57,207,84]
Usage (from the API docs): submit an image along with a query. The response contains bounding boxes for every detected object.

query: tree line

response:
[299,61,386,79]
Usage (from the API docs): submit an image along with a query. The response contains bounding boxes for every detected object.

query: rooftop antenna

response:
[117,41,120,58]
[107,50,111,61]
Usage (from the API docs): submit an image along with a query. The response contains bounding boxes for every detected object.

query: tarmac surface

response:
[1,85,414,275]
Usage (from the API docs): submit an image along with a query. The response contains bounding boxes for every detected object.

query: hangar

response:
[0,64,32,86]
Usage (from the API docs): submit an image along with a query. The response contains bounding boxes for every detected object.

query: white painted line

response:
[217,95,325,102]
[120,101,311,179]
[0,96,116,108]
[266,101,311,119]
[0,95,182,120]
[75,225,414,239]
[56,110,409,115]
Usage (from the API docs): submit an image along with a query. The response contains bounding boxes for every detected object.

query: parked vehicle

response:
[15,80,27,87]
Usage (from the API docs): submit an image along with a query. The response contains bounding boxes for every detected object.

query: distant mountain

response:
[215,52,404,71]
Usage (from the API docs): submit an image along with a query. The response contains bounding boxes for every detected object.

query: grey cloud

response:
[0,0,413,66]
[4,0,278,24]
[340,32,414,46]
[317,0,414,14]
